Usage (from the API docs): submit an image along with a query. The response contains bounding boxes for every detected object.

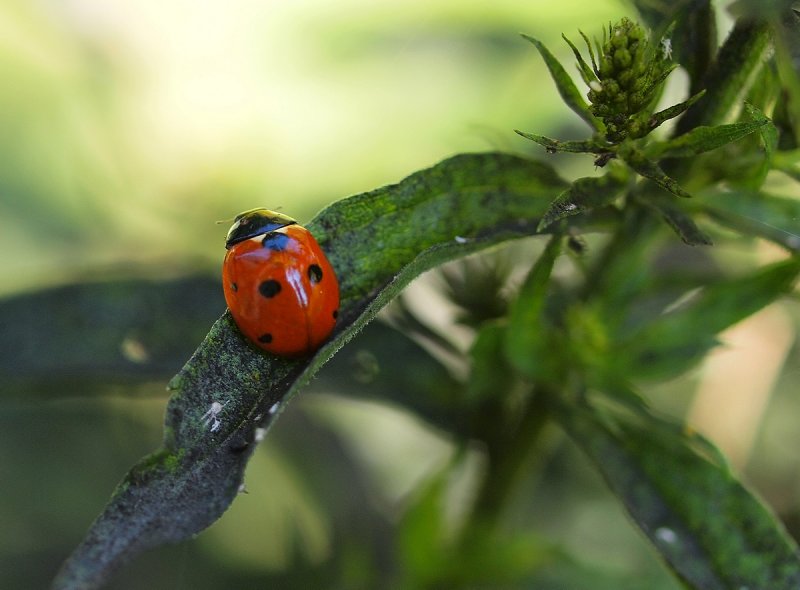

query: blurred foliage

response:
[3,0,800,589]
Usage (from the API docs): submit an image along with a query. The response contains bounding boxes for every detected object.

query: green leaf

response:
[537,169,627,231]
[514,130,609,154]
[504,236,561,380]
[749,103,778,159]
[636,0,718,95]
[521,34,603,132]
[307,321,465,436]
[675,20,772,134]
[561,33,597,87]
[52,152,572,590]
[467,322,516,404]
[695,189,800,252]
[617,256,800,380]
[0,277,224,395]
[643,90,706,135]
[641,194,713,246]
[619,143,693,198]
[557,401,800,590]
[745,102,779,187]
[646,118,770,159]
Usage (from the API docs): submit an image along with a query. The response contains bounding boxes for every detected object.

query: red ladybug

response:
[222,208,339,357]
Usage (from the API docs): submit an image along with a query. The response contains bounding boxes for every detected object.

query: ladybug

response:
[222,208,340,357]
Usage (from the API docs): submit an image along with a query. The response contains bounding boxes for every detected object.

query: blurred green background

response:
[2,0,798,588]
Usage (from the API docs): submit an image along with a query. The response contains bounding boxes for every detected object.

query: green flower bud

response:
[564,17,678,144]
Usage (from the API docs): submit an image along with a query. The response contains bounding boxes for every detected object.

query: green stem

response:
[468,390,551,528]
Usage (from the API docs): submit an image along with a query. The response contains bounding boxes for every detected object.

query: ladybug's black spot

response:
[332,309,339,320]
[258,333,273,344]
[230,282,238,292]
[308,264,323,284]
[262,232,291,251]
[259,279,282,298]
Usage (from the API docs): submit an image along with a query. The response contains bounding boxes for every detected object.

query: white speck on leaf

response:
[202,401,228,433]
[661,38,673,60]
[655,527,677,544]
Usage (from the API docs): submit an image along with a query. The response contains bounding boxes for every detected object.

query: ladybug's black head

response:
[224,208,297,249]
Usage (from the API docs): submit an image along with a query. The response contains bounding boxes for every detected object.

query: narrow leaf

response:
[307,321,464,436]
[619,144,693,198]
[675,20,772,133]
[538,170,627,231]
[647,118,770,159]
[561,33,597,87]
[521,34,603,132]
[645,90,706,134]
[640,193,714,246]
[514,130,609,154]
[557,402,800,590]
[0,277,223,392]
[618,256,800,380]
[695,189,800,252]
[745,102,779,187]
[52,152,571,590]
[504,236,561,380]
[467,322,516,404]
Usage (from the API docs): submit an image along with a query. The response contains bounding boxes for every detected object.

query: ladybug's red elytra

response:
[222,208,339,357]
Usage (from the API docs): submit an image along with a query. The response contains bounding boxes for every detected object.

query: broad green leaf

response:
[616,256,800,381]
[538,169,628,231]
[514,130,609,154]
[695,189,800,252]
[52,152,572,590]
[646,118,770,159]
[504,236,561,381]
[521,34,603,132]
[557,401,800,590]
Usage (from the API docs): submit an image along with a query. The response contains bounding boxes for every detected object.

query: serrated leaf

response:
[557,401,800,590]
[537,171,627,231]
[514,130,609,154]
[646,118,770,159]
[617,256,800,380]
[52,152,572,590]
[521,34,603,132]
